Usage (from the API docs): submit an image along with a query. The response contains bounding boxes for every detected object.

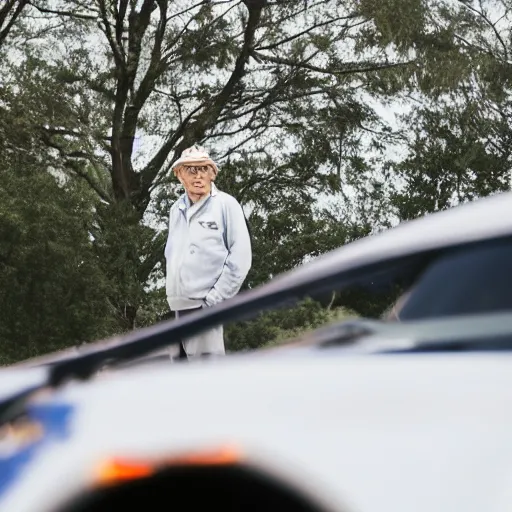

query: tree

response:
[1,0,498,356]
[391,100,512,220]
[389,0,512,220]
[0,87,117,364]
[2,0,424,327]
[0,0,29,48]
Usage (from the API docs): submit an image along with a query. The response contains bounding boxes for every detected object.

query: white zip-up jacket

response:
[164,184,252,311]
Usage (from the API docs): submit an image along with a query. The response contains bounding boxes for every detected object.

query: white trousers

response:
[169,307,225,359]
[181,324,225,357]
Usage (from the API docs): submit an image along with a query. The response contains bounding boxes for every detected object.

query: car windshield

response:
[393,239,512,321]
[217,237,512,353]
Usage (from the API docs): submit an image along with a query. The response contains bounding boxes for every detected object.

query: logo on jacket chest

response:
[198,220,219,230]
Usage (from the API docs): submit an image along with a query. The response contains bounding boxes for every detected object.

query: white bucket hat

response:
[171,145,219,175]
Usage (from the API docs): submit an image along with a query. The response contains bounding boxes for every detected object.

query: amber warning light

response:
[95,445,243,486]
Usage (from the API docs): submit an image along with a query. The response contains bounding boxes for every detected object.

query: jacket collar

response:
[178,183,218,211]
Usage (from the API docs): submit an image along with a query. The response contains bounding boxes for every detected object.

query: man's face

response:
[177,165,216,201]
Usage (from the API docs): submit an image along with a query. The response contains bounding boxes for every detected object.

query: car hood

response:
[2,351,512,512]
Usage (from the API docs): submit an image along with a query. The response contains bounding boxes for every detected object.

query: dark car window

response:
[397,239,512,320]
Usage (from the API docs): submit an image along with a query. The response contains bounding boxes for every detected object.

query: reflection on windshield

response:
[225,266,412,351]
[394,240,512,321]
[224,238,512,351]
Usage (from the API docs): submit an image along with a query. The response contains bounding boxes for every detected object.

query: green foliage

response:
[357,0,427,52]
[225,299,357,351]
[0,168,117,364]
[391,99,512,220]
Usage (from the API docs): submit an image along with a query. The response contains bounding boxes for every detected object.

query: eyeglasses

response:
[182,165,212,176]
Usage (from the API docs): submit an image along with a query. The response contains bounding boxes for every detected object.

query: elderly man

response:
[164,145,252,359]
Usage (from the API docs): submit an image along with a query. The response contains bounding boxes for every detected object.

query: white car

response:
[1,192,512,512]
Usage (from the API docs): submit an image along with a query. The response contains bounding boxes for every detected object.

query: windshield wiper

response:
[310,312,512,354]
